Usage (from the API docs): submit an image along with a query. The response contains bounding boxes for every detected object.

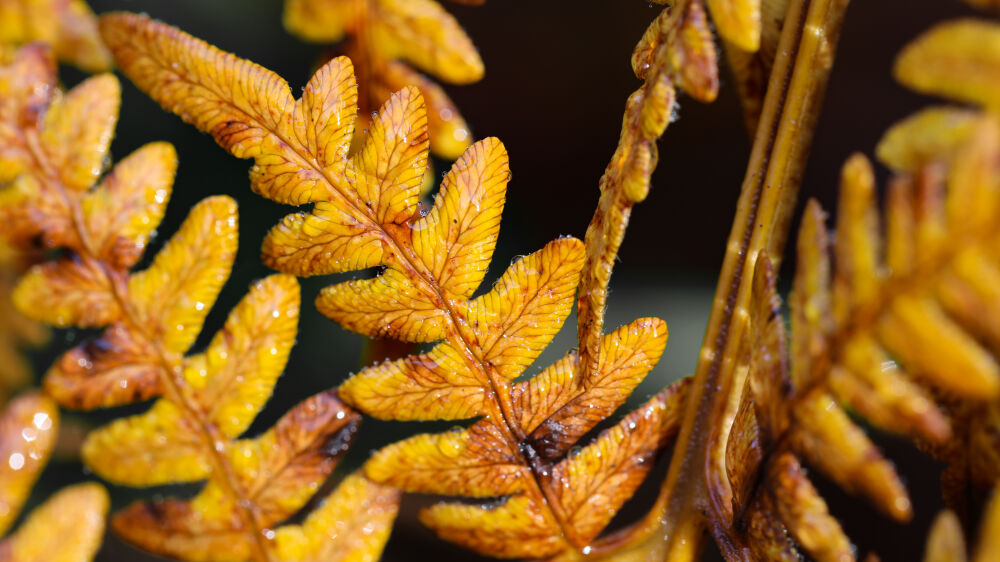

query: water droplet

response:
[8,453,24,470]
[33,413,51,431]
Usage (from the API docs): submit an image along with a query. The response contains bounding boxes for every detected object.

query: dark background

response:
[19,0,980,560]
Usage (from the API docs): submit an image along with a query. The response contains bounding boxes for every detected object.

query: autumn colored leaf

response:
[923,485,1000,562]
[0,393,57,535]
[284,0,480,159]
[895,19,1000,111]
[866,18,1000,523]
[100,13,695,557]
[0,43,397,562]
[0,483,108,562]
[0,394,108,562]
[0,0,110,72]
[723,0,790,133]
[576,0,718,400]
[698,101,1000,558]
[0,242,47,403]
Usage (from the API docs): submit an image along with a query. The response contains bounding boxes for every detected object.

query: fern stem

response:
[576,126,639,389]
[603,0,852,558]
[576,8,681,389]
[20,130,273,562]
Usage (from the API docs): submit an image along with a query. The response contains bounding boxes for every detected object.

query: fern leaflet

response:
[0,43,398,562]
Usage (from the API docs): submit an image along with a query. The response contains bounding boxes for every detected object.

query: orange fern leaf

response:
[711,108,1000,558]
[873,16,1000,520]
[99,13,692,557]
[576,0,718,400]
[0,241,47,403]
[0,0,109,71]
[0,393,108,562]
[0,393,58,536]
[283,0,481,160]
[0,43,398,562]
[924,485,1000,562]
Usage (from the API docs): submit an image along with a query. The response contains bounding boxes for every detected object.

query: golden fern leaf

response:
[924,485,1000,562]
[677,18,1000,557]
[575,0,719,397]
[0,393,108,562]
[283,0,481,160]
[0,241,47,403]
[0,0,109,72]
[0,43,398,562]
[0,393,59,536]
[722,0,790,134]
[871,16,1000,519]
[709,107,1000,559]
[99,13,694,557]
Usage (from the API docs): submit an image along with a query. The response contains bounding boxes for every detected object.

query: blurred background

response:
[17,0,982,559]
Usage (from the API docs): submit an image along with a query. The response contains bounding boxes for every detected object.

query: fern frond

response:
[924,485,1000,562]
[715,107,1000,560]
[722,0,789,134]
[98,13,695,558]
[283,0,481,161]
[0,0,109,71]
[875,16,1000,520]
[0,393,59,536]
[0,43,398,562]
[576,0,718,397]
[0,392,108,562]
[0,241,47,403]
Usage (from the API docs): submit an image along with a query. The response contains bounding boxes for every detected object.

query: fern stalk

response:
[631,0,852,558]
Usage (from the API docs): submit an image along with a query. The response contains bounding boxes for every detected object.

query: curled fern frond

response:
[0,43,398,562]
[0,392,108,562]
[723,0,789,134]
[0,0,109,71]
[576,0,719,393]
[283,0,482,160]
[99,13,694,558]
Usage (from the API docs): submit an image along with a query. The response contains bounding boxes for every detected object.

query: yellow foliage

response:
[0,43,398,562]
[284,0,482,160]
[0,393,108,562]
[99,13,697,558]
[0,0,109,71]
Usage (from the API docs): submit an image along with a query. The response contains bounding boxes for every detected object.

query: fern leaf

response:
[0,393,58,535]
[0,0,109,71]
[0,483,108,562]
[923,485,1000,562]
[283,0,480,159]
[100,14,692,557]
[577,0,718,392]
[0,44,398,562]
[869,16,1000,521]
[0,393,108,562]
[715,104,1000,558]
[0,244,47,402]
[271,473,399,562]
[723,0,790,133]
[924,510,967,562]
[895,19,1000,111]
